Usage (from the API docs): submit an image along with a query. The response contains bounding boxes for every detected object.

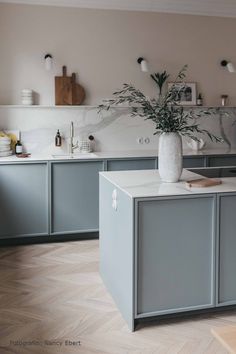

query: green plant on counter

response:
[98,65,223,143]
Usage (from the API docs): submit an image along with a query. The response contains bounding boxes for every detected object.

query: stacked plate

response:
[0,136,12,157]
[21,89,34,105]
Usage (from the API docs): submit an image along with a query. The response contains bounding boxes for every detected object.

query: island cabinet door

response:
[51,161,104,234]
[135,195,216,318]
[0,163,48,238]
[217,194,236,306]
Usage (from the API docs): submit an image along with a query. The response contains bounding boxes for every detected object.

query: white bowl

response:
[0,146,11,152]
[22,100,33,105]
[21,89,33,94]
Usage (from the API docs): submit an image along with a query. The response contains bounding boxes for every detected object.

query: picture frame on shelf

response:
[167,82,197,106]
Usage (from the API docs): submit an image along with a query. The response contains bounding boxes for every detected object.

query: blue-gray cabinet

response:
[51,161,104,234]
[188,168,221,178]
[137,196,215,316]
[100,172,219,331]
[218,194,236,305]
[188,167,236,178]
[106,156,207,171]
[0,163,48,238]
[183,156,205,168]
[208,155,236,167]
[219,167,236,177]
[107,158,157,171]
[107,156,207,171]
[1,153,236,242]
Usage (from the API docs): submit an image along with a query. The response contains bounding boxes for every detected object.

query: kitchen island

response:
[99,169,236,331]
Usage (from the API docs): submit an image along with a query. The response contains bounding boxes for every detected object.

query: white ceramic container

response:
[187,138,205,151]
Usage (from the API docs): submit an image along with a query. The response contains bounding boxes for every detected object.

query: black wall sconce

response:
[221,60,235,73]
[44,54,53,71]
[137,57,149,72]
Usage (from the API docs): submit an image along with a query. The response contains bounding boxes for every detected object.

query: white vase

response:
[158,132,183,183]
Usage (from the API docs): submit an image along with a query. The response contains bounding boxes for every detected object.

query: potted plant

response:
[98,65,222,182]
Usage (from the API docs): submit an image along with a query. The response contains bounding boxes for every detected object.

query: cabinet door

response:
[136,196,215,317]
[0,163,48,238]
[219,167,236,177]
[183,157,205,168]
[218,194,236,305]
[51,161,103,233]
[208,156,236,167]
[107,158,156,171]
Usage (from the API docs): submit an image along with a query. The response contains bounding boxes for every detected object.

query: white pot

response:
[188,138,205,151]
[158,132,183,183]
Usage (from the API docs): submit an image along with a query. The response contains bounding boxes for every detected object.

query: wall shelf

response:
[0,105,235,109]
[184,106,236,109]
[0,105,98,109]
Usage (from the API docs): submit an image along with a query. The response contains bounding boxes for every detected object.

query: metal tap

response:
[69,121,79,155]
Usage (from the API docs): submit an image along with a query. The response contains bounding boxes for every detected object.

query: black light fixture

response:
[221,59,235,73]
[44,54,53,71]
[137,57,149,72]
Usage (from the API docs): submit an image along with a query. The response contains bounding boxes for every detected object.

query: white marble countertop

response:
[183,148,236,156]
[100,169,236,198]
[1,147,236,163]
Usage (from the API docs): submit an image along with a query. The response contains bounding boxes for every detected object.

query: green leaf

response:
[97,65,224,143]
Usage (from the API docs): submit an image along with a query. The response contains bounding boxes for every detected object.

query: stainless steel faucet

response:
[69,121,79,155]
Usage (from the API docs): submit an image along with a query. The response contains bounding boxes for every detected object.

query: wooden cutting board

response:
[55,66,73,105]
[55,66,85,105]
[186,178,222,188]
[72,73,85,105]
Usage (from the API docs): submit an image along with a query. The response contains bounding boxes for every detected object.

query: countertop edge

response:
[1,148,236,163]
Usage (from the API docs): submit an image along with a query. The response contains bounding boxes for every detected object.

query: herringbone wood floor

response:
[0,240,234,354]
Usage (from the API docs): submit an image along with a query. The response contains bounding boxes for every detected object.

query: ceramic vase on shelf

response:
[158,132,183,183]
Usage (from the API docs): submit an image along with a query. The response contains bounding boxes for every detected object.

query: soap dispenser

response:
[55,129,62,147]
[197,93,203,106]
[15,140,23,155]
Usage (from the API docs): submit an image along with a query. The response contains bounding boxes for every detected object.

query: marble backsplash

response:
[0,106,235,154]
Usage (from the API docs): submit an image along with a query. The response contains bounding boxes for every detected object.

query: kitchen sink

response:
[51,153,98,159]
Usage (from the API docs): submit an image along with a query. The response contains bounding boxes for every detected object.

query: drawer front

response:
[208,156,236,167]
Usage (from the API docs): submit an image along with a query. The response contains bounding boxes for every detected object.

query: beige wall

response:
[0,3,236,105]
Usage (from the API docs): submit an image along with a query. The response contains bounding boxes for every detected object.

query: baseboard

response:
[0,232,99,247]
[135,304,236,330]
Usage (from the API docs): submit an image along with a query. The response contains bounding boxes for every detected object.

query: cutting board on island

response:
[55,66,85,105]
[186,178,222,188]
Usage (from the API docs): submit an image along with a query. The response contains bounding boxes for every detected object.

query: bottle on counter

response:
[15,140,23,155]
[221,94,228,107]
[55,129,62,147]
[197,93,203,106]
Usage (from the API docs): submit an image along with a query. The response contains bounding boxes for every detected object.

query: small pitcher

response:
[187,138,205,151]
